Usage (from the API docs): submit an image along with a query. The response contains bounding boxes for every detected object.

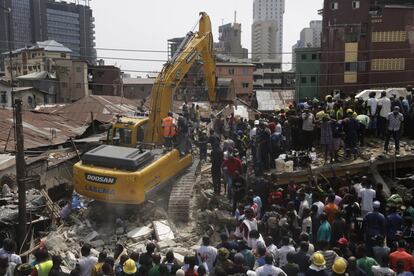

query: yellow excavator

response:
[73,12,218,204]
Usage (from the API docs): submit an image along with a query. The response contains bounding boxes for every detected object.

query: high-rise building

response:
[291,20,322,71]
[0,0,96,68]
[300,20,322,48]
[252,0,285,62]
[216,22,248,59]
[252,20,278,61]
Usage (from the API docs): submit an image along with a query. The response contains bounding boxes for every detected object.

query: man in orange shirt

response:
[389,240,414,272]
[324,194,339,225]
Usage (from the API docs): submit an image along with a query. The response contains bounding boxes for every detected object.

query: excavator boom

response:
[144,12,216,144]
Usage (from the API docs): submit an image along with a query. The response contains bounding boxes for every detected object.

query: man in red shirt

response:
[221,154,242,200]
[389,240,414,272]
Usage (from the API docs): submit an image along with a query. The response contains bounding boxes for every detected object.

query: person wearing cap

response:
[122,259,137,276]
[307,252,328,276]
[338,238,353,260]
[332,258,348,276]
[377,91,391,139]
[363,201,386,250]
[161,111,177,150]
[384,106,404,155]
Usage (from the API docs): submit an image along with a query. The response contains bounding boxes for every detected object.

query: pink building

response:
[216,62,255,99]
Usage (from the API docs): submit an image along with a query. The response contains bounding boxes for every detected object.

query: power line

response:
[2,39,414,55]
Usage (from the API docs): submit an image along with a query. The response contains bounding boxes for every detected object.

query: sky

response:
[89,0,324,76]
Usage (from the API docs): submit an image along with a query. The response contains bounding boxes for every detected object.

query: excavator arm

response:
[144,12,216,144]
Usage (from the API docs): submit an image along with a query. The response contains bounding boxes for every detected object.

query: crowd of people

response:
[1,90,414,276]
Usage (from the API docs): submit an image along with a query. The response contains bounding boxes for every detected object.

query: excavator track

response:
[168,158,200,222]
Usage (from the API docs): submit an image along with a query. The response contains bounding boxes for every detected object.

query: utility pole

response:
[14,99,27,249]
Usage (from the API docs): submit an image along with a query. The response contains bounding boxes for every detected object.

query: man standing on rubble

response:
[161,112,177,150]
[384,106,404,155]
[209,129,223,195]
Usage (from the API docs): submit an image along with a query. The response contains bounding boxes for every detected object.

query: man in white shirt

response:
[301,109,315,151]
[367,92,378,136]
[78,244,98,276]
[384,106,404,155]
[358,183,376,217]
[277,236,295,267]
[298,192,310,220]
[255,254,287,276]
[0,239,21,266]
[377,91,391,139]
[196,236,217,273]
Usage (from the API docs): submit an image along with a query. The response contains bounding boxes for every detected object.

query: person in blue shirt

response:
[317,213,331,242]
[386,206,402,246]
[363,201,386,250]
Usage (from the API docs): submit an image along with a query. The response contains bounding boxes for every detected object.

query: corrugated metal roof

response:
[0,110,87,151]
[16,71,56,80]
[53,95,140,124]
[123,78,155,85]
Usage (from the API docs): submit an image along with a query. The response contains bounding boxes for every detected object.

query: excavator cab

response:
[108,116,148,148]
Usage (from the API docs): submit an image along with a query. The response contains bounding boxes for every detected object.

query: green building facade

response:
[295,47,320,101]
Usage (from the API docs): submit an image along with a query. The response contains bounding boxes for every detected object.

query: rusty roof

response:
[52,95,140,124]
[0,109,87,151]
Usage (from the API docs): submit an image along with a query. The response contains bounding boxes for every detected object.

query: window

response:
[372,31,407,43]
[352,1,360,9]
[113,128,132,146]
[76,83,81,88]
[0,92,7,104]
[371,58,405,71]
[60,53,66,58]
[301,77,307,83]
[76,67,81,72]
[358,61,367,72]
[301,54,307,60]
[331,2,338,10]
[228,68,235,75]
[311,54,317,60]
[345,62,358,71]
[242,83,249,88]
[62,82,68,88]
[311,76,316,83]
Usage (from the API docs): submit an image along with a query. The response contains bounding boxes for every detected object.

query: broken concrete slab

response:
[153,220,174,241]
[127,226,153,241]
[157,239,177,250]
[84,230,99,242]
[90,240,105,248]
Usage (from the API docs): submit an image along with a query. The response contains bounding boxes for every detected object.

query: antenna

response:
[234,10,237,24]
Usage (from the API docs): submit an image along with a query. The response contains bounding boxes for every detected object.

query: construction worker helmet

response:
[123,259,137,275]
[332,258,347,274]
[311,252,326,267]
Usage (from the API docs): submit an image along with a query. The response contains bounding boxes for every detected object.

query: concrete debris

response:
[126,226,153,241]
[84,230,99,242]
[153,220,174,241]
[157,239,177,250]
